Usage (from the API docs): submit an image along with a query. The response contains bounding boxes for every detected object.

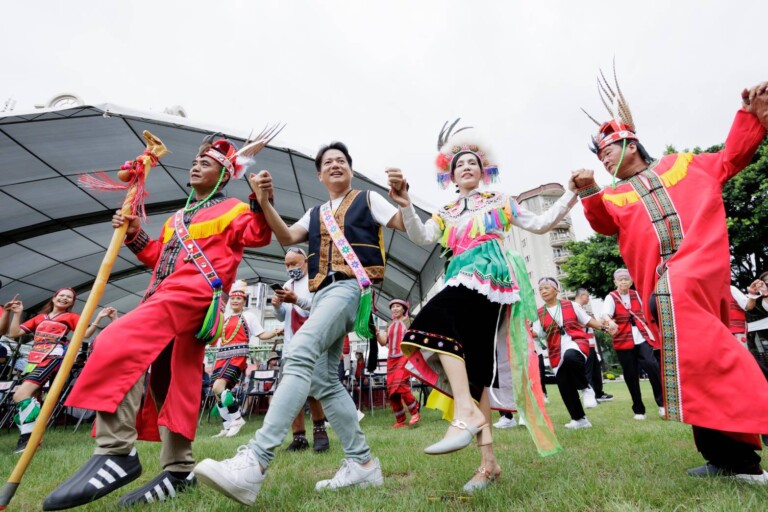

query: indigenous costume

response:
[729,285,749,347]
[534,292,593,423]
[602,271,663,416]
[14,301,79,440]
[574,301,608,400]
[384,299,419,427]
[212,281,264,438]
[400,123,577,456]
[578,69,768,475]
[45,136,273,510]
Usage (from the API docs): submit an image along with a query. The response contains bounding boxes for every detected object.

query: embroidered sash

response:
[319,201,374,338]
[174,209,224,343]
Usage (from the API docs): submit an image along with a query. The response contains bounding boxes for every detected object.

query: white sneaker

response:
[633,414,647,421]
[544,396,550,404]
[582,387,598,409]
[493,416,517,429]
[356,409,365,422]
[564,418,592,429]
[315,458,383,491]
[658,407,666,418]
[734,470,768,484]
[195,446,265,506]
[518,416,526,426]
[212,428,229,438]
[226,416,246,437]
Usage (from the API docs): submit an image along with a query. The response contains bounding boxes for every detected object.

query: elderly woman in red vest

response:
[535,278,612,429]
[602,269,664,420]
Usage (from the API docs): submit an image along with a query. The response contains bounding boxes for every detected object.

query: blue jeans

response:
[248,279,371,468]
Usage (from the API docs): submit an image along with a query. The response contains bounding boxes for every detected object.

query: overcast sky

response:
[3,0,766,239]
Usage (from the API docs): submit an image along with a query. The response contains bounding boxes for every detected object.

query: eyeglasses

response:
[286,247,307,258]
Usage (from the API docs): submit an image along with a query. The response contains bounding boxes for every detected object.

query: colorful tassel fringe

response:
[354,287,374,339]
[196,287,224,344]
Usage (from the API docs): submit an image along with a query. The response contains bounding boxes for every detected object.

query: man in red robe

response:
[44,136,272,510]
[572,77,768,482]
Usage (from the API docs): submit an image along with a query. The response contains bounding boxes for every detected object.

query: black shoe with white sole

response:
[117,471,196,507]
[43,449,142,511]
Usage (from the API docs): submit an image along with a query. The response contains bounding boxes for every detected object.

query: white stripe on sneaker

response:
[163,478,176,497]
[105,459,128,478]
[154,484,165,500]
[144,491,154,503]
[88,478,104,489]
[97,469,116,484]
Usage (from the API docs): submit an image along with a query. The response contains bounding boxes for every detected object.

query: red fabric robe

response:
[386,319,410,397]
[67,197,271,442]
[579,110,768,439]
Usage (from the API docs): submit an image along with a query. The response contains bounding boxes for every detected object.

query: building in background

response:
[507,183,576,305]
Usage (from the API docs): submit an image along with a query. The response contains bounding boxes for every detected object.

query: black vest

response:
[307,190,386,292]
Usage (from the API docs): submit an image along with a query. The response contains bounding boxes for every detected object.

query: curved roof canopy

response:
[0,104,443,321]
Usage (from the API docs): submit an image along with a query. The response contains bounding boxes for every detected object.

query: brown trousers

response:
[93,375,194,472]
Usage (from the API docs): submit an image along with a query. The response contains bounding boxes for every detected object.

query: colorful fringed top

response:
[401,189,577,304]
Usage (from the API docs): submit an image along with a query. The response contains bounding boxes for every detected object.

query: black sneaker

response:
[13,433,31,454]
[286,434,309,452]
[596,393,614,402]
[43,449,142,511]
[687,463,725,477]
[313,428,330,452]
[117,471,196,507]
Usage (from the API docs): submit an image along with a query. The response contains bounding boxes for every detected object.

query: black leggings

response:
[556,349,589,420]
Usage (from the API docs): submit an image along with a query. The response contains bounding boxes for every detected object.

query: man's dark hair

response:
[760,271,768,282]
[315,141,353,172]
[576,288,590,297]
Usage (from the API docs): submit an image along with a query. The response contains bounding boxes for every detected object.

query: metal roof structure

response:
[0,104,443,321]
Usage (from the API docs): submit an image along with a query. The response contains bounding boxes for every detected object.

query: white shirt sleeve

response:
[511,190,578,234]
[531,320,543,338]
[273,302,287,322]
[243,310,265,338]
[368,192,398,226]
[400,203,442,246]
[296,209,312,232]
[572,302,593,326]
[730,285,749,310]
[602,294,616,318]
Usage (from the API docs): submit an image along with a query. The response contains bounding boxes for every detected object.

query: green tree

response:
[560,234,623,298]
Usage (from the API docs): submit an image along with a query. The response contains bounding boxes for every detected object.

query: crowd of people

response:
[1,75,768,510]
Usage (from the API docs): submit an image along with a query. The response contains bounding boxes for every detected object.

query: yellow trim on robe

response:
[162,202,250,243]
[602,153,694,208]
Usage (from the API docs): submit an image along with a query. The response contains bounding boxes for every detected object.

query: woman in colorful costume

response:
[44,135,273,510]
[573,71,768,482]
[376,298,420,428]
[2,289,102,454]
[212,280,279,439]
[387,122,576,491]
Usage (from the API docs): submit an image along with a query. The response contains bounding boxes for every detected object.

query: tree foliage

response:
[560,234,623,298]
[565,139,768,294]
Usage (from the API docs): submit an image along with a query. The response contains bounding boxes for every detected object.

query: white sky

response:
[3,0,766,239]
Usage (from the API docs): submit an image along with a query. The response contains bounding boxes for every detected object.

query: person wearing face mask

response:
[386,122,577,492]
[271,247,331,453]
[2,289,102,454]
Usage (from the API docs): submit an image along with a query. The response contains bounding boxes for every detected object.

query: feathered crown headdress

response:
[434,119,498,189]
[582,60,638,155]
[200,124,284,180]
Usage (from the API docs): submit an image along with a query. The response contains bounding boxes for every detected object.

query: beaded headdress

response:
[229,280,248,298]
[434,119,498,189]
[388,298,410,311]
[581,61,638,156]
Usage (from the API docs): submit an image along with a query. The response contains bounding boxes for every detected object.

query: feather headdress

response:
[582,60,639,155]
[434,119,499,189]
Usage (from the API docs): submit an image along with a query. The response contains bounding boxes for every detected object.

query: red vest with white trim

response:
[537,300,589,368]
[610,290,653,350]
[728,297,747,335]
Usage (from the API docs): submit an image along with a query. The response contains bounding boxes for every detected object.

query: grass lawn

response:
[1,381,766,511]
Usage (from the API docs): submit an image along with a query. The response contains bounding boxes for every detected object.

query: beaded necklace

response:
[222,313,244,344]
[183,167,226,213]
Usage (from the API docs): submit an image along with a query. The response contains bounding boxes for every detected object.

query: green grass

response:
[1,382,766,511]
